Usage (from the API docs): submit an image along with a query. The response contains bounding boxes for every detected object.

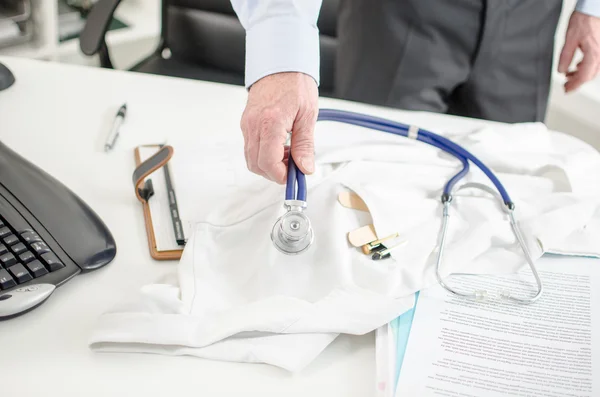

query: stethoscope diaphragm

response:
[271,201,314,255]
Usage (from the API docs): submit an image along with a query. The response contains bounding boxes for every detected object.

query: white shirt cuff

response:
[245,16,320,89]
[576,0,600,18]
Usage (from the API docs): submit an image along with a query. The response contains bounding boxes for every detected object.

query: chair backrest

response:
[160,0,338,96]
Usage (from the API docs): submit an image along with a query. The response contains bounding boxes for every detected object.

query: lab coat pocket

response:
[340,177,441,253]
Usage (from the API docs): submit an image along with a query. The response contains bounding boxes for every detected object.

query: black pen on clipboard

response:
[161,152,185,246]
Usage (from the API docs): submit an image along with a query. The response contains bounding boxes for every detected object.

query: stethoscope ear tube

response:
[315,108,514,207]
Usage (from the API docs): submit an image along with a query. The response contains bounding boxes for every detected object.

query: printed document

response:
[395,256,599,396]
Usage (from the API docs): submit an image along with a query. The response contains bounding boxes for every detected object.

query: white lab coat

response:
[89,117,600,372]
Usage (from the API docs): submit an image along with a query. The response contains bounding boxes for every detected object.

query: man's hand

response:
[240,72,318,184]
[558,11,600,93]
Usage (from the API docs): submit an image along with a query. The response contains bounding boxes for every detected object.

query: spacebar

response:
[0,194,31,232]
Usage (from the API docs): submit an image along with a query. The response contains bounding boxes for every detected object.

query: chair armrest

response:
[79,0,124,68]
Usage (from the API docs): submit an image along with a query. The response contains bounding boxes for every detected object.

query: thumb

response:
[558,33,578,74]
[291,110,317,174]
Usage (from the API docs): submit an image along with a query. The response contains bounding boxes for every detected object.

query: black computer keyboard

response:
[0,191,85,320]
[0,187,83,298]
[0,139,115,320]
[0,220,65,290]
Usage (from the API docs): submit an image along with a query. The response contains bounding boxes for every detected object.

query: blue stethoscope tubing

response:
[286,108,513,208]
[284,108,543,304]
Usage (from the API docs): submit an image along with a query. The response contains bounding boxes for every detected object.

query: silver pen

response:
[104,103,127,152]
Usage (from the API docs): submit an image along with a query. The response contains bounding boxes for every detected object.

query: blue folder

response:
[390,291,419,394]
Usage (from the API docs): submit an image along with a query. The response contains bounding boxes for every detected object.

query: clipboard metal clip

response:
[139,179,154,201]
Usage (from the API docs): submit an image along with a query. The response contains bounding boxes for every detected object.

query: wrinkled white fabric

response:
[89,118,600,372]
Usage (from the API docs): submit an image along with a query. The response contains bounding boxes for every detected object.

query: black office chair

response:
[80,0,339,97]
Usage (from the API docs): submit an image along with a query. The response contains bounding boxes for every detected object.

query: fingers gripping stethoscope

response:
[271,108,543,304]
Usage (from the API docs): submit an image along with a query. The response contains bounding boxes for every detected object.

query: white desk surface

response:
[0,56,506,397]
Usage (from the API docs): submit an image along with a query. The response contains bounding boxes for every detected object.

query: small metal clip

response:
[361,233,399,255]
[371,239,407,260]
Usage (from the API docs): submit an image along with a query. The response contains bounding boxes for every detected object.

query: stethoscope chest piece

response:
[271,200,314,255]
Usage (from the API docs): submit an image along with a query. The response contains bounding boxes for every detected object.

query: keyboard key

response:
[0,244,7,256]
[0,253,16,268]
[30,242,50,255]
[0,227,10,238]
[11,243,26,255]
[21,231,42,244]
[19,251,35,264]
[41,253,64,272]
[26,260,48,278]
[0,269,16,290]
[3,234,19,247]
[8,264,32,284]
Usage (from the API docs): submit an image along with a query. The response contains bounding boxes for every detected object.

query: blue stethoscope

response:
[271,108,543,304]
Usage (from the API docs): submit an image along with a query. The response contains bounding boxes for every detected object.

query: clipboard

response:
[132,144,184,260]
